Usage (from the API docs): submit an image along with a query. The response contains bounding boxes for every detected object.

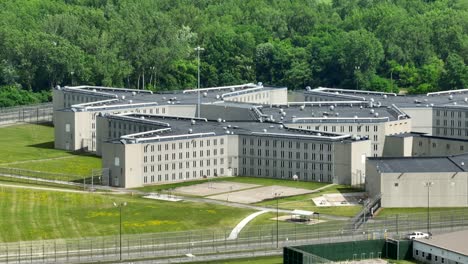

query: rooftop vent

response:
[162,97,166,100]
[335,112,339,116]
[132,91,136,96]
[141,116,145,120]
[300,105,305,111]
[354,115,358,119]
[329,105,335,111]
[128,100,133,104]
[449,94,454,100]
[230,87,235,92]
[216,95,220,99]
[360,106,363,109]
[203,92,208,97]
[191,120,196,125]
[217,118,222,123]
[121,95,126,100]
[305,86,311,91]
[374,113,379,117]
[279,125,284,129]
[188,129,193,134]
[370,109,375,114]
[317,133,321,136]
[461,162,465,166]
[226,130,230,134]
[383,94,387,99]
[258,82,263,86]
[263,129,267,133]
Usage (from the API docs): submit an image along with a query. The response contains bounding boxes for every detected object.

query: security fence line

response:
[0,103,53,125]
[0,209,467,264]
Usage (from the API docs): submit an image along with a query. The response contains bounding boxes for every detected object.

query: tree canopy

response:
[0,0,467,106]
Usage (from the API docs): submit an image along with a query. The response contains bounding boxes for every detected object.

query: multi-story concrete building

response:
[366,153,468,208]
[258,102,411,157]
[100,113,370,188]
[53,83,287,153]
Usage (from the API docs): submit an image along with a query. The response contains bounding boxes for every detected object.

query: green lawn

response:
[0,124,101,180]
[255,185,363,217]
[0,186,253,242]
[5,155,101,177]
[0,124,68,164]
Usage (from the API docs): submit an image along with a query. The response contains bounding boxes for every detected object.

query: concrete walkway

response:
[228,210,268,240]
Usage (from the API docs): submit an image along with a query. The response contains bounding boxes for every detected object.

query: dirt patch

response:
[173,181,259,196]
[207,185,313,204]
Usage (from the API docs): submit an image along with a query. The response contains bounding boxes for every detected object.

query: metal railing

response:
[0,209,466,263]
[0,103,53,125]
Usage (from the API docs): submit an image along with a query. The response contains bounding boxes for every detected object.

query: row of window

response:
[143,149,225,163]
[418,140,466,151]
[435,109,468,118]
[143,138,225,153]
[241,150,333,161]
[298,124,380,133]
[242,158,333,170]
[242,138,333,151]
[435,127,468,137]
[143,158,225,173]
[143,168,225,183]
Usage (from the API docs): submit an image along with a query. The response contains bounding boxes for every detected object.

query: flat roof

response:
[60,84,286,111]
[306,87,468,108]
[368,153,468,173]
[259,104,405,123]
[105,113,363,144]
[415,230,468,256]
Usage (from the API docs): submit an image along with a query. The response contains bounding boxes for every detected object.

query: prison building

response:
[259,102,411,157]
[100,113,370,188]
[383,133,468,157]
[53,83,287,153]
[305,88,468,136]
[366,154,468,208]
[413,230,468,264]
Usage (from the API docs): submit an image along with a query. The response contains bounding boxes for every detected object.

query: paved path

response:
[228,210,268,239]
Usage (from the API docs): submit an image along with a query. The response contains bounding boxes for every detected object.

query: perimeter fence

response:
[0,209,466,263]
[0,103,53,125]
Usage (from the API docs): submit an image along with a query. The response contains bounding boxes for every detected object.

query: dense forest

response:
[0,0,467,106]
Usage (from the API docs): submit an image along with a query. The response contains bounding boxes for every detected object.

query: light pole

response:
[424,182,434,233]
[194,46,204,118]
[113,202,127,261]
[274,192,282,248]
[354,66,360,90]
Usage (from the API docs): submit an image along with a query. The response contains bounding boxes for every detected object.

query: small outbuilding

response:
[413,230,468,264]
[290,209,315,222]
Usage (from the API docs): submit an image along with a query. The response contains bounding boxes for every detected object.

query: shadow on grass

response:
[27,141,55,149]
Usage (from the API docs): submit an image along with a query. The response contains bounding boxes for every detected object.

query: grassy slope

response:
[0,124,101,179]
[0,186,253,242]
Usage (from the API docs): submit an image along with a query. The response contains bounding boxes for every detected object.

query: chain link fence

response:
[0,210,466,263]
[0,103,53,126]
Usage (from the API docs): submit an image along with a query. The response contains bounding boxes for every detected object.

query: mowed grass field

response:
[0,124,101,178]
[0,186,253,242]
